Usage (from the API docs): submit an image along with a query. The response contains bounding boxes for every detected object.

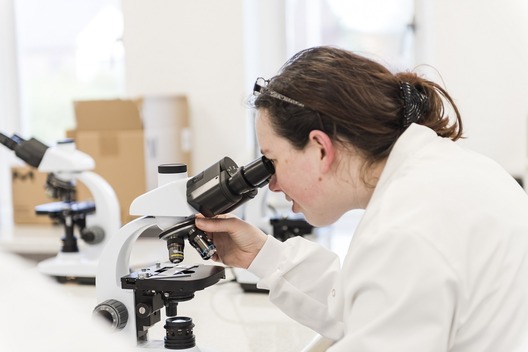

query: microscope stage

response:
[121,262,225,293]
[35,200,96,215]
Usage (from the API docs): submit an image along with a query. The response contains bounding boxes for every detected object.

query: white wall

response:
[124,0,528,180]
[415,0,528,179]
[123,0,247,173]
[122,0,288,173]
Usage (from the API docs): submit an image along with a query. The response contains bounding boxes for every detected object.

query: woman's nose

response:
[268,174,280,192]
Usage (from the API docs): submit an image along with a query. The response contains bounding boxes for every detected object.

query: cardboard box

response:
[71,97,191,224]
[71,99,146,224]
[11,166,53,225]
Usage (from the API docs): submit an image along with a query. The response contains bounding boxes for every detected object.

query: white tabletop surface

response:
[0,210,363,352]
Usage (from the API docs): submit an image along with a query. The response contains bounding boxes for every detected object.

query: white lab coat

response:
[249,124,528,351]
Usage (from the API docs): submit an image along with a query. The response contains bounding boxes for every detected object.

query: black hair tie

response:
[400,82,428,129]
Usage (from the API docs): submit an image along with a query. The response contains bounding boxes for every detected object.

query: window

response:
[285,0,415,69]
[14,0,124,144]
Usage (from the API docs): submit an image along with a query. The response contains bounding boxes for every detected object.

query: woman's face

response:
[256,109,338,227]
[256,109,385,227]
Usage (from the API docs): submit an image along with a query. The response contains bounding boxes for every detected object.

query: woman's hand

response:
[195,214,268,269]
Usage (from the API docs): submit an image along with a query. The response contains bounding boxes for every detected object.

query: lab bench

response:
[0,224,315,352]
[0,210,361,351]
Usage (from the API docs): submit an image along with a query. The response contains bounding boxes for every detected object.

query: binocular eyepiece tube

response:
[226,155,275,195]
[187,155,275,218]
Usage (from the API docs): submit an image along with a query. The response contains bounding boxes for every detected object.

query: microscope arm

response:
[77,171,120,229]
[96,216,160,339]
[97,217,159,293]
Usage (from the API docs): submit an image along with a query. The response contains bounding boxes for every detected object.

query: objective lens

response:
[188,228,216,260]
[166,236,185,263]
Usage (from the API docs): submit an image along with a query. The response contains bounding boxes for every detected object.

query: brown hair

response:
[252,46,463,165]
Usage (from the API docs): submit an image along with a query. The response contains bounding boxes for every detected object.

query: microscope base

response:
[38,251,97,284]
[138,340,211,351]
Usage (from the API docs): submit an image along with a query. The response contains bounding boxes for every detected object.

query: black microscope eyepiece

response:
[187,155,275,217]
[0,132,18,150]
[0,132,49,168]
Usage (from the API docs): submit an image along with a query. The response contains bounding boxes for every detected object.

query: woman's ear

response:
[308,130,335,173]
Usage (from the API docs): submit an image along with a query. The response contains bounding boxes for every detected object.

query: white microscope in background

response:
[93,156,275,351]
[0,132,120,284]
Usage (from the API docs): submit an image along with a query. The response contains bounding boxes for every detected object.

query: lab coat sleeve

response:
[248,235,344,340]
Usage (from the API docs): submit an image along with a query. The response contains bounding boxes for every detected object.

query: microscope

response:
[93,155,275,351]
[0,132,120,283]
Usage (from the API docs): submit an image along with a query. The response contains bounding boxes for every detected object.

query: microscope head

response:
[0,132,48,168]
[130,155,274,219]
[1,132,95,202]
[132,155,275,263]
[186,155,275,217]
[0,132,94,173]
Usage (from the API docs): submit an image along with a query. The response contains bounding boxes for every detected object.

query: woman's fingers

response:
[195,215,240,233]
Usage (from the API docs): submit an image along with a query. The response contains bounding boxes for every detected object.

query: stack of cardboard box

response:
[70,99,147,224]
[12,96,191,225]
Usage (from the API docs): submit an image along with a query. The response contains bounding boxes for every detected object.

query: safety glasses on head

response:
[253,77,305,108]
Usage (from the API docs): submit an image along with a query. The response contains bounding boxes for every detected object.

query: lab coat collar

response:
[377,123,440,188]
[365,123,443,211]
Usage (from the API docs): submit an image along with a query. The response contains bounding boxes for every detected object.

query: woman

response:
[195,46,528,351]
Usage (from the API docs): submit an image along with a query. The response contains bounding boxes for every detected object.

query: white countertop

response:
[0,210,363,352]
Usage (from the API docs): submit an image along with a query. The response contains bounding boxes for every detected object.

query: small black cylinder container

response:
[164,316,196,350]
[158,163,187,174]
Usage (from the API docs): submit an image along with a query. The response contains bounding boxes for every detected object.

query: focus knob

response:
[81,225,105,244]
[93,299,128,330]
